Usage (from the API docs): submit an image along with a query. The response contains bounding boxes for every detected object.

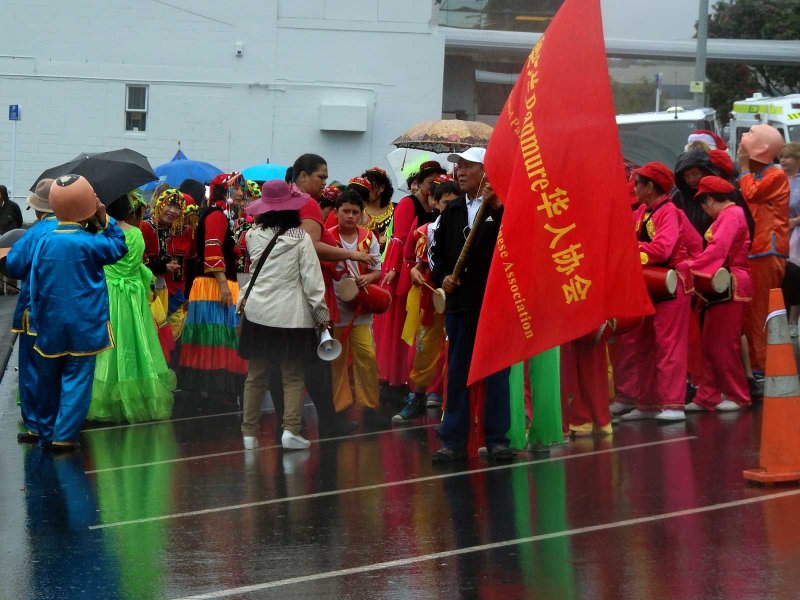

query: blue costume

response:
[5,214,59,438]
[28,218,127,446]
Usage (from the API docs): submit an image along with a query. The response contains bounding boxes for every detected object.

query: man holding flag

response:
[430,149,514,464]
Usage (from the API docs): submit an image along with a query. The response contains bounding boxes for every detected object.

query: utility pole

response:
[692,0,709,108]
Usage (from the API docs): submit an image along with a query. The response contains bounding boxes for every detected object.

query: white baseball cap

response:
[447,147,486,165]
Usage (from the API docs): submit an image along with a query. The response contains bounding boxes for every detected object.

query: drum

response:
[694,267,732,305]
[611,316,645,336]
[336,278,360,302]
[350,284,392,314]
[643,266,677,302]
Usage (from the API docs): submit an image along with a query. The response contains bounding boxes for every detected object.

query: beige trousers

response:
[241,356,305,436]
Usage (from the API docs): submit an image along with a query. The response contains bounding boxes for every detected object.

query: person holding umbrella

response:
[27,175,128,450]
[5,179,58,443]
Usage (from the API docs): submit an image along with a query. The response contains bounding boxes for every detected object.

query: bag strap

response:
[237,226,287,314]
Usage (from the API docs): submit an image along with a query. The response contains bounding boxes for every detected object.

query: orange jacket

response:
[739,164,790,258]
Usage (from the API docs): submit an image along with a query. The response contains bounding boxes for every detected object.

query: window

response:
[125,84,148,132]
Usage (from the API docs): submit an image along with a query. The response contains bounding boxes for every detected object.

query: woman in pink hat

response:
[238,180,330,451]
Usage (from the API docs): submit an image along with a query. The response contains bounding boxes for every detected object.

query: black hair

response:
[255,209,301,229]
[179,179,206,206]
[406,173,418,189]
[291,154,327,183]
[346,182,371,204]
[0,185,8,203]
[210,184,228,202]
[635,175,664,196]
[107,195,133,221]
[432,180,460,201]
[335,189,365,211]
[362,170,394,208]
[318,196,335,211]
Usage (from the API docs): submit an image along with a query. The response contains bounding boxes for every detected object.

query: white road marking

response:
[90,436,695,530]
[85,422,440,474]
[171,487,800,599]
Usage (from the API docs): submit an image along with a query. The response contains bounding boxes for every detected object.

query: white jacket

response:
[240,226,329,328]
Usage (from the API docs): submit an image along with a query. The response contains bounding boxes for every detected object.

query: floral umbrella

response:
[392,119,494,153]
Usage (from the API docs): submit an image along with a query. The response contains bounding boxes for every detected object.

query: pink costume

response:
[677,205,753,408]
[621,196,701,411]
[374,195,422,385]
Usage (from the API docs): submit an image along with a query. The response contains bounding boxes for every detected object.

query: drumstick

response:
[450,199,489,282]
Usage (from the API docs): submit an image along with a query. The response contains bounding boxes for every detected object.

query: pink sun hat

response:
[245,180,310,217]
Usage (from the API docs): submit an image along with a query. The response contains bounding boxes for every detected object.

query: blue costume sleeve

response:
[5,222,46,279]
[90,217,128,266]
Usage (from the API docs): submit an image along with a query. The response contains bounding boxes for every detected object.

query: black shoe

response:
[748,377,764,402]
[17,432,39,445]
[431,447,467,464]
[46,441,80,453]
[488,445,516,462]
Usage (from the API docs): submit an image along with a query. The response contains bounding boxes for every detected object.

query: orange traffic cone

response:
[743,288,800,484]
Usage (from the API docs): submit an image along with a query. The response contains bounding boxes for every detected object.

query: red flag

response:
[468,0,654,385]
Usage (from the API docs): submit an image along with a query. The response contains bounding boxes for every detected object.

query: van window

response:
[617,120,712,167]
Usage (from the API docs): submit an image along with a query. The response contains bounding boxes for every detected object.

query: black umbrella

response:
[30,149,157,205]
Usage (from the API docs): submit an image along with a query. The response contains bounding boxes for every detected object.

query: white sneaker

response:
[656,409,686,422]
[610,401,635,415]
[243,436,258,450]
[281,429,311,450]
[790,324,798,338]
[717,399,744,412]
[620,409,658,421]
[684,401,708,412]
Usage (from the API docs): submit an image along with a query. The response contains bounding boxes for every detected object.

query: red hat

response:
[708,149,734,179]
[694,175,735,200]
[321,185,342,203]
[367,166,387,176]
[687,129,727,151]
[632,162,674,195]
[348,176,373,192]
[433,173,454,185]
[417,160,447,179]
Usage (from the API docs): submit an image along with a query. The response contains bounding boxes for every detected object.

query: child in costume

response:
[679,176,753,411]
[328,190,383,418]
[88,193,176,423]
[28,175,128,450]
[140,188,195,345]
[393,175,459,423]
[6,178,59,444]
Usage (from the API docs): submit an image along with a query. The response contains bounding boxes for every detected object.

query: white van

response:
[728,93,800,158]
[616,107,719,168]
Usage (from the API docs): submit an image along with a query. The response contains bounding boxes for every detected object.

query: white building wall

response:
[0,0,444,217]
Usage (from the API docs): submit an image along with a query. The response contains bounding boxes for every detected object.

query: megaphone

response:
[317,329,342,361]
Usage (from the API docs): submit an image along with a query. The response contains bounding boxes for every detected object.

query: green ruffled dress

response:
[88,227,176,423]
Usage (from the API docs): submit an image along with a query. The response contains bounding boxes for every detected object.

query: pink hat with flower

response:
[245,180,309,216]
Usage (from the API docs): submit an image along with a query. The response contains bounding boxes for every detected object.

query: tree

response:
[707,0,800,121]
[611,78,671,114]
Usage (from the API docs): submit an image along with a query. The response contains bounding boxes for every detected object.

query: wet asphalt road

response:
[0,295,799,599]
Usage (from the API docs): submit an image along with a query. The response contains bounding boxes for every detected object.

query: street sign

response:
[9,105,21,121]
[689,81,706,94]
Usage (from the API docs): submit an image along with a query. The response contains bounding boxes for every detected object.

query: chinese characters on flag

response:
[468,0,654,385]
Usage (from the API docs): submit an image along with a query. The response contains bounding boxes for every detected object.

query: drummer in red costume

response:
[678,176,753,411]
[619,162,702,422]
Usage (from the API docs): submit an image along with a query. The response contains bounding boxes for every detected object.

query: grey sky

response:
[601,0,708,41]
